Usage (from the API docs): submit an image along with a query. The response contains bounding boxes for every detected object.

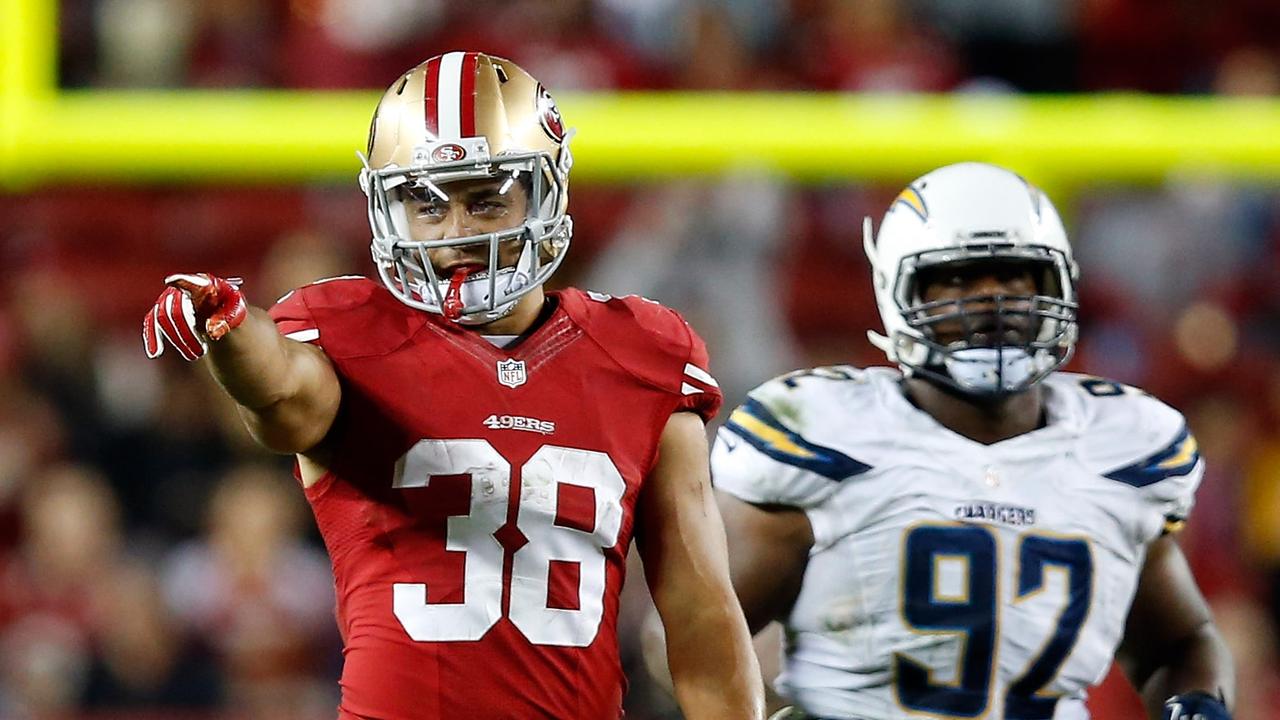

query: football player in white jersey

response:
[712,162,1235,720]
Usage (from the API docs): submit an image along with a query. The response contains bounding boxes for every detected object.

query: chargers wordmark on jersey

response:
[953,502,1037,527]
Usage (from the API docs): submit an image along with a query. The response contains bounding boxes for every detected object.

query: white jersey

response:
[711,367,1202,720]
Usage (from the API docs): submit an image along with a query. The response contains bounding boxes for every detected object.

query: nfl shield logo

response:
[496,358,527,389]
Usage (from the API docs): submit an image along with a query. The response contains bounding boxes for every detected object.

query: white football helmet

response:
[359,51,573,324]
[863,162,1079,395]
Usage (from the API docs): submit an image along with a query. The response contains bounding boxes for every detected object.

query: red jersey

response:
[269,279,722,720]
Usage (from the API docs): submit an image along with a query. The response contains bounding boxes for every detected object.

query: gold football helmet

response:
[359,52,573,324]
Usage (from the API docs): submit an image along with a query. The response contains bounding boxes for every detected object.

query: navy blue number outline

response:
[896,524,1094,719]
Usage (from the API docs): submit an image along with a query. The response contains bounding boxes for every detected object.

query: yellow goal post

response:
[5,0,1280,192]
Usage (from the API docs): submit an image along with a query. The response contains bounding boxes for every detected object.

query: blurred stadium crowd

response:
[1,0,1280,718]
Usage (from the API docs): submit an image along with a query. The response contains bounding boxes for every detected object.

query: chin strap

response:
[944,347,1037,394]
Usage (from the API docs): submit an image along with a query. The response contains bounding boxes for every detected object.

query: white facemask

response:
[943,347,1038,394]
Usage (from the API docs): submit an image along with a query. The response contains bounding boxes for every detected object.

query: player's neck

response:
[470,287,548,337]
[903,377,1046,445]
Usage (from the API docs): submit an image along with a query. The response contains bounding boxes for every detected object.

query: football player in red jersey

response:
[143,52,764,720]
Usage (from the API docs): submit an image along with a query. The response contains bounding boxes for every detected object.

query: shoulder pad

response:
[270,276,428,359]
[1056,373,1200,487]
[743,367,897,466]
[1054,373,1203,533]
[569,290,689,354]
[1102,423,1200,489]
[564,289,704,390]
[722,396,871,481]
[711,366,885,508]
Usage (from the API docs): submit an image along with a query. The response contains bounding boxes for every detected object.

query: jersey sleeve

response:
[673,323,722,422]
[1105,421,1204,536]
[268,287,324,348]
[1091,388,1205,538]
[578,291,724,423]
[710,377,869,509]
[711,425,841,509]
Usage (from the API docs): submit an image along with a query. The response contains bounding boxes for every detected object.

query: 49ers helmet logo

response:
[431,143,467,163]
[536,84,565,142]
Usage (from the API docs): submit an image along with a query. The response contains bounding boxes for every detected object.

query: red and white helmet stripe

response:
[423,51,478,140]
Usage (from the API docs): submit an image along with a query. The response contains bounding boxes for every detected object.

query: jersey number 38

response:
[391,439,625,648]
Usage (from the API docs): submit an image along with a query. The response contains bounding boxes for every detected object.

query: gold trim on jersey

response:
[892,521,1000,720]
[1008,530,1096,702]
[933,554,971,604]
[727,407,818,460]
[1156,433,1198,471]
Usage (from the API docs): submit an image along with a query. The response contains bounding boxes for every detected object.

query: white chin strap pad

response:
[944,347,1036,393]
[434,236,539,325]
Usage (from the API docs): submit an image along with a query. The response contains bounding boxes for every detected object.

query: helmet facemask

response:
[361,138,573,325]
[884,244,1079,396]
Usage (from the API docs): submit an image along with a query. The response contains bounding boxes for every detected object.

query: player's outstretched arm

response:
[1117,534,1236,720]
[143,274,341,454]
[714,492,813,635]
[635,412,765,720]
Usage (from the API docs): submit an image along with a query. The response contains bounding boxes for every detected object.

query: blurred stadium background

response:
[2,0,1280,718]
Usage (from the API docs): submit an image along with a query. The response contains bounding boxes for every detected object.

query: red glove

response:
[143,273,247,361]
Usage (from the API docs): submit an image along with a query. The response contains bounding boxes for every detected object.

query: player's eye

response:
[469,198,509,217]
[413,201,449,219]
[1002,268,1036,287]
[923,271,967,291]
